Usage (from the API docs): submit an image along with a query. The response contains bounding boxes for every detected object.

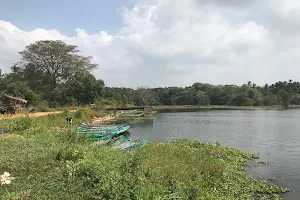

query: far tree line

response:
[0,40,298,109]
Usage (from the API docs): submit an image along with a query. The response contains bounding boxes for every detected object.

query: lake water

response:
[125,109,300,200]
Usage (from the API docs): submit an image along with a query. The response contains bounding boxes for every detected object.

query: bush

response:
[56,146,85,161]
[36,101,51,112]
[1,116,33,132]
[74,108,95,120]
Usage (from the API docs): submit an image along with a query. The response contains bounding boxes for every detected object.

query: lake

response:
[126,109,300,200]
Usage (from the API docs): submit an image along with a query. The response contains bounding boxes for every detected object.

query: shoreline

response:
[152,105,300,111]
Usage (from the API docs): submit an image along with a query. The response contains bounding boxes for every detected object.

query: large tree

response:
[63,71,104,105]
[0,70,39,106]
[278,89,290,109]
[19,40,97,86]
[18,40,98,105]
[133,87,158,106]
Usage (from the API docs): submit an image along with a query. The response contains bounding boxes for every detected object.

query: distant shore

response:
[152,105,300,111]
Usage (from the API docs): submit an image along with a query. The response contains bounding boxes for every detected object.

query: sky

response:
[0,0,300,88]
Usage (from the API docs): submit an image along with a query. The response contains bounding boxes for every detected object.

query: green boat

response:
[113,138,147,151]
[107,135,127,147]
[90,134,112,141]
[77,124,130,134]
[92,135,127,146]
[77,128,121,137]
[77,125,130,142]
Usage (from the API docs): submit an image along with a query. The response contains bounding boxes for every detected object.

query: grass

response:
[117,116,154,123]
[0,108,289,199]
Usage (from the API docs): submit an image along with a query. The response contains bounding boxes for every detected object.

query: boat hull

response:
[114,138,147,151]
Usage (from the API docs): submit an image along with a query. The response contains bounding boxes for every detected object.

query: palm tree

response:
[247,81,252,87]
[264,84,269,88]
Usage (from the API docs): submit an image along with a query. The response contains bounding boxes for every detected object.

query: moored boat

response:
[119,110,144,117]
[107,135,127,147]
[77,129,121,140]
[113,138,147,151]
[78,124,130,134]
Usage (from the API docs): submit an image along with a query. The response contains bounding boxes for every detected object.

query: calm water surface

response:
[126,109,300,200]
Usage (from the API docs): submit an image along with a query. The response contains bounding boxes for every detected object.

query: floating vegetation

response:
[256,160,268,166]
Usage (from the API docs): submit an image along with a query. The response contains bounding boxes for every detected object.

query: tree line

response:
[104,81,297,108]
[0,40,298,109]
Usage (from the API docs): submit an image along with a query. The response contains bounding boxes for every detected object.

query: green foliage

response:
[19,40,98,85]
[14,40,100,107]
[2,191,24,200]
[73,108,105,124]
[0,72,39,106]
[61,71,104,105]
[117,116,154,123]
[0,133,289,199]
[195,91,210,105]
[56,146,86,161]
[102,87,135,105]
[0,111,289,200]
[148,81,300,108]
[1,116,33,132]
[278,89,290,109]
[133,86,158,106]
[2,39,300,109]
[35,101,51,112]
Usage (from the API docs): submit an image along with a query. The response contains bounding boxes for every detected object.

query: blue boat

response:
[113,138,147,151]
[77,129,121,137]
[77,124,130,134]
[107,135,127,146]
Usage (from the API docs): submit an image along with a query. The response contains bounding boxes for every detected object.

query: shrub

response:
[1,116,33,132]
[56,146,85,161]
[36,101,51,112]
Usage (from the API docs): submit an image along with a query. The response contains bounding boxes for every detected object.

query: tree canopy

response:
[1,40,300,109]
[0,40,102,107]
[19,40,97,85]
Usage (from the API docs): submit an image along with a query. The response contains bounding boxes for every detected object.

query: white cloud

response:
[270,0,300,17]
[0,0,300,88]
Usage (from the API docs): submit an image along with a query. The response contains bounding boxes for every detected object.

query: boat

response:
[77,129,121,139]
[120,110,144,117]
[78,132,111,141]
[107,135,127,147]
[113,138,147,151]
[90,134,112,141]
[92,135,128,146]
[78,124,130,133]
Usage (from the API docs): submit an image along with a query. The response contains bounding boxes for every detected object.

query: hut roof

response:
[5,95,28,104]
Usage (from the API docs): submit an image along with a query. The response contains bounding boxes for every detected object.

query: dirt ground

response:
[0,110,77,120]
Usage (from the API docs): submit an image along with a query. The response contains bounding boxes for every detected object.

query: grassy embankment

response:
[116,111,158,123]
[0,108,289,199]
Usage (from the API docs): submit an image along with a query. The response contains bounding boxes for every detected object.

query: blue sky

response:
[0,0,133,36]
